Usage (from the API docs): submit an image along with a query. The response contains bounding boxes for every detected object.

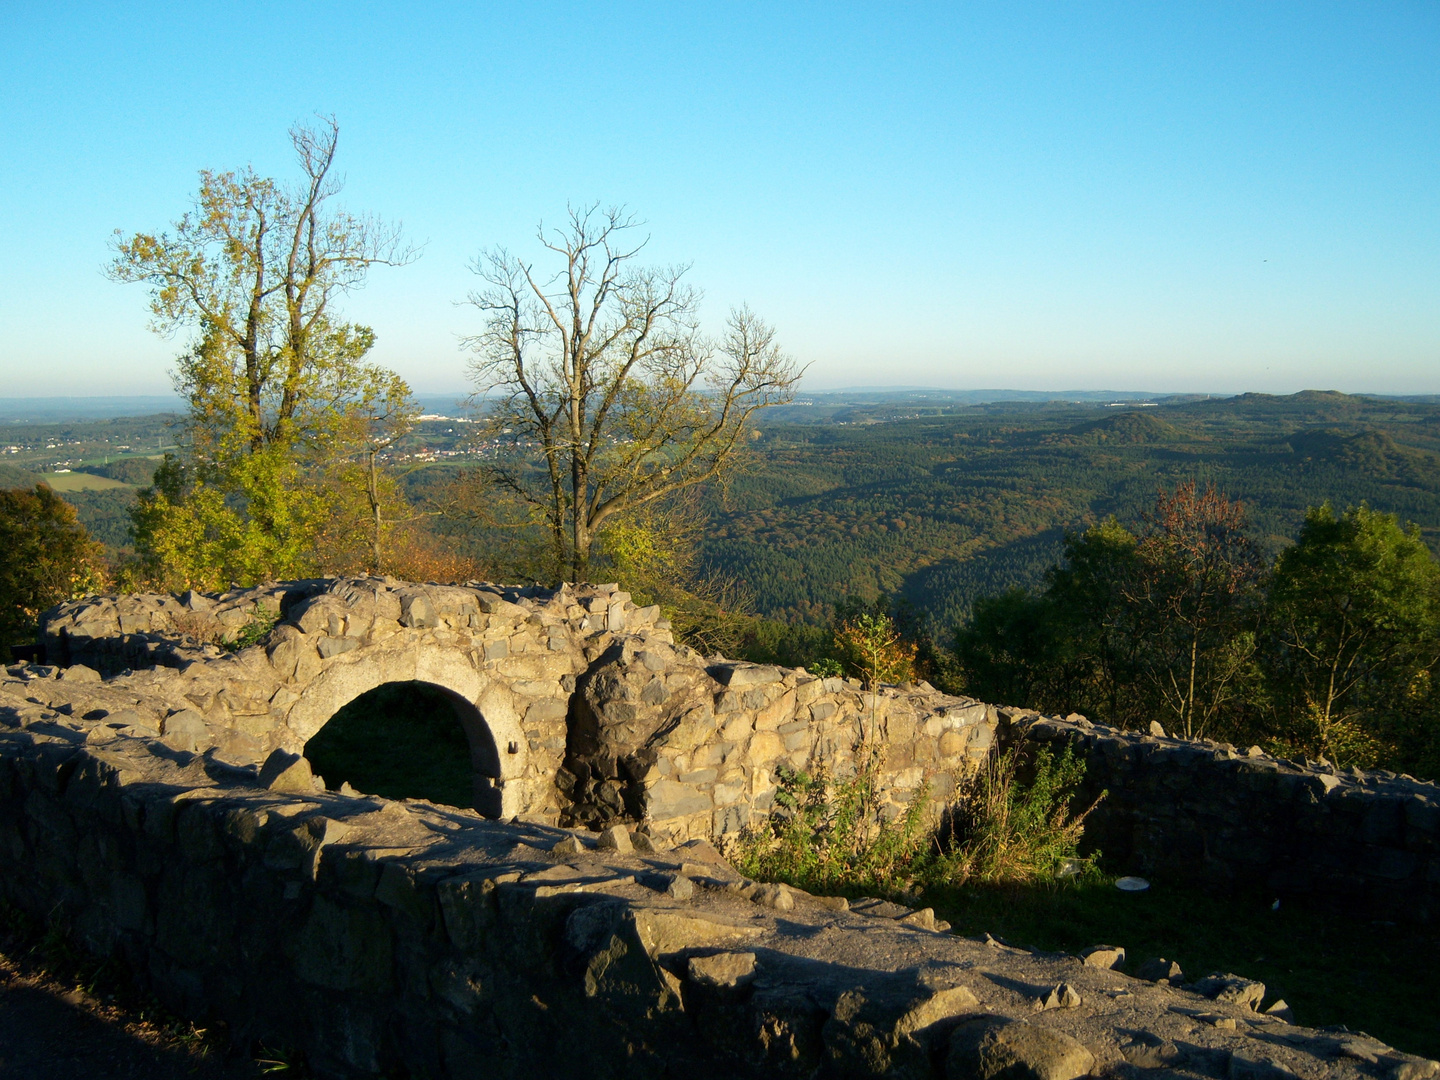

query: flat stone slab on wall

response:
[1,719,1432,1078]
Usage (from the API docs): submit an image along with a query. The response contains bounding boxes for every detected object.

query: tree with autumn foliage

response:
[1123,482,1266,738]
[952,481,1440,775]
[833,609,918,691]
[109,118,418,588]
[954,482,1264,739]
[0,486,107,660]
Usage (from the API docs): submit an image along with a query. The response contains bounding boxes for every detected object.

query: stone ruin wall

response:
[1,703,1434,1079]
[27,575,1440,925]
[34,577,999,845]
[4,577,1440,1074]
[1012,713,1440,925]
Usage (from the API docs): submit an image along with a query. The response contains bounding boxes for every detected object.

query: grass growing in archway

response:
[303,681,474,809]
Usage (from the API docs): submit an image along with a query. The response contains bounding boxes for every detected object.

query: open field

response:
[38,472,134,492]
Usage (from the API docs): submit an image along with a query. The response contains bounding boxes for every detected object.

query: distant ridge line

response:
[3,389,1437,423]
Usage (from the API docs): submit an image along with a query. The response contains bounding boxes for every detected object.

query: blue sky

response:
[1,2,1436,396]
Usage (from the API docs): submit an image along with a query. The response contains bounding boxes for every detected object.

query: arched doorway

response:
[303,681,504,816]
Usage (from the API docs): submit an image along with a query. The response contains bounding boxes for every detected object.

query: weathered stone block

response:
[524,698,568,723]
[1192,972,1265,1010]
[946,1016,1095,1080]
[317,636,361,659]
[293,895,394,993]
[711,663,782,688]
[1081,945,1125,970]
[646,779,712,819]
[938,729,966,757]
[747,731,785,764]
[161,709,211,752]
[399,593,438,629]
[755,689,797,731]
[259,749,316,793]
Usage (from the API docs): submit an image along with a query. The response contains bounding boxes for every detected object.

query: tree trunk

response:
[1186,631,1199,739]
[367,449,383,573]
[570,451,590,581]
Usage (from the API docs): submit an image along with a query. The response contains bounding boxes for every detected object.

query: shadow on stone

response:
[302,681,495,811]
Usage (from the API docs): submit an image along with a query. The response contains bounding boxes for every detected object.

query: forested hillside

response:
[6,390,1439,637]
[697,391,1440,629]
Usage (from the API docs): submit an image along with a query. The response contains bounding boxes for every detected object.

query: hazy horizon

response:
[1,385,1434,426]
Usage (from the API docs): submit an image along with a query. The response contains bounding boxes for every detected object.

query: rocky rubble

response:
[1,720,1433,1079]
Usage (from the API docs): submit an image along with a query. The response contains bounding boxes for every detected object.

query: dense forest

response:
[7,390,1439,633]
[5,389,1440,775]
[693,390,1440,629]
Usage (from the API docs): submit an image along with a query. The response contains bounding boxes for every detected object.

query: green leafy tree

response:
[1265,503,1440,766]
[953,587,1068,709]
[598,496,754,655]
[128,447,328,590]
[954,519,1143,722]
[109,118,417,588]
[0,486,107,659]
[317,372,424,575]
[953,486,1262,739]
[1044,516,1142,721]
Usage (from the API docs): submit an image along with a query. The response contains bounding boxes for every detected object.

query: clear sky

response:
[1,2,1436,397]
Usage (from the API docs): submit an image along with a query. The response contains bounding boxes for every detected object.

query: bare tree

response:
[345,374,421,573]
[1124,482,1264,739]
[463,204,801,580]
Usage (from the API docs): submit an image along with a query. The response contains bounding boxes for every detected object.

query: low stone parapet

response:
[1012,712,1440,923]
[0,721,1427,1078]
[34,578,997,841]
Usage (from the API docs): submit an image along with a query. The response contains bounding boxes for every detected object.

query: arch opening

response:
[302,681,503,816]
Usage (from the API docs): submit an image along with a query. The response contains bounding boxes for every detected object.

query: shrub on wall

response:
[732,742,1101,899]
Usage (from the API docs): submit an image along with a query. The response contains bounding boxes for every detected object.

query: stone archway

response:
[303,681,505,815]
[283,649,528,818]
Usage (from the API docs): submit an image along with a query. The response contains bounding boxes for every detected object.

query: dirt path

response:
[0,950,266,1080]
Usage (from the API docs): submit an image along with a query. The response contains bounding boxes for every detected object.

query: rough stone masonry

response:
[1,575,1436,1075]
[36,576,999,842]
[1,711,1435,1079]
[31,575,1440,926]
